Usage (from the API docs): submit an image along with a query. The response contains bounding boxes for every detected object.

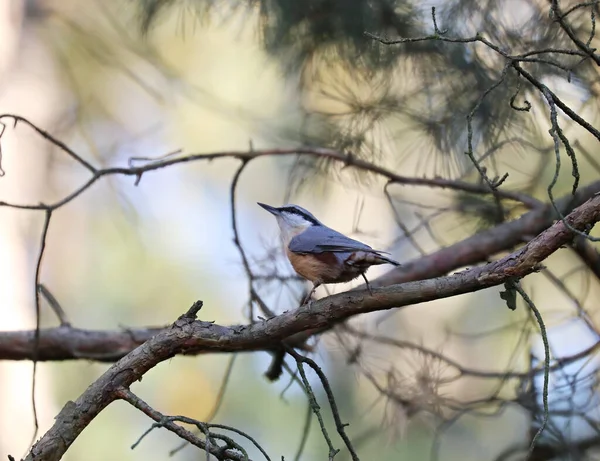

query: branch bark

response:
[24,192,600,461]
[3,180,599,363]
[372,179,600,287]
[0,326,163,361]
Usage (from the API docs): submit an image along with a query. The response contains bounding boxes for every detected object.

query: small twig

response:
[226,150,301,379]
[431,7,448,35]
[0,122,6,176]
[550,0,600,66]
[264,347,287,381]
[384,183,427,255]
[0,138,542,212]
[571,235,600,281]
[509,79,531,112]
[28,209,53,452]
[513,62,600,142]
[509,282,550,459]
[128,148,183,167]
[38,284,71,327]
[209,423,272,461]
[116,387,252,461]
[284,347,339,460]
[286,347,360,461]
[128,149,183,185]
[183,300,204,320]
[229,153,284,323]
[464,63,513,223]
[549,100,580,196]
[541,87,599,242]
[0,115,96,173]
[279,360,302,400]
[561,0,600,18]
[387,172,540,208]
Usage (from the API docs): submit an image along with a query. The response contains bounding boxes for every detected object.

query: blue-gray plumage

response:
[258,202,400,304]
[288,225,399,263]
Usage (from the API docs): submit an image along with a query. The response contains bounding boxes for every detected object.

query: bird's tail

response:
[347,250,400,267]
[373,253,400,266]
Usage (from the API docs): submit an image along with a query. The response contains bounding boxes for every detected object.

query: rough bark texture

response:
[0,326,164,361]
[24,193,600,461]
[4,181,599,363]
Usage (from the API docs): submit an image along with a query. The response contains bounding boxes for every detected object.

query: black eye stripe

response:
[279,207,319,225]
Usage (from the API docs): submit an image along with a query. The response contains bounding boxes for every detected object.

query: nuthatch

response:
[258,202,400,303]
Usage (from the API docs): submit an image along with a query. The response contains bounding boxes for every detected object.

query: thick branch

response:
[372,180,600,287]
[3,180,599,362]
[0,326,163,361]
[25,193,600,461]
[571,234,600,280]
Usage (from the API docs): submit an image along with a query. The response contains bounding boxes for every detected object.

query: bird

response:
[258,202,400,305]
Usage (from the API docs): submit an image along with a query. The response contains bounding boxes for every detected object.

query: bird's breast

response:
[286,249,346,283]
[286,249,370,284]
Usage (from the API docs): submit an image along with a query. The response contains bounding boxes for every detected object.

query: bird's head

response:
[258,202,321,240]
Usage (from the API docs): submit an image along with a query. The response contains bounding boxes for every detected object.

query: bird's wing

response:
[288,226,380,254]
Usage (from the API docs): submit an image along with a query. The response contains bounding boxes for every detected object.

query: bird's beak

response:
[257,202,280,216]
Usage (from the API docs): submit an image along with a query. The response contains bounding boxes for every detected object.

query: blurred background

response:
[1,0,600,460]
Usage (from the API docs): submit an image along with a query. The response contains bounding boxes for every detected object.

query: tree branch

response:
[2,180,599,362]
[115,387,251,461]
[371,180,600,287]
[24,193,600,461]
[0,129,540,211]
[0,326,164,361]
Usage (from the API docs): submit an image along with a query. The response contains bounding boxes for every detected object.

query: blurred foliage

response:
[137,0,420,69]
[134,0,600,203]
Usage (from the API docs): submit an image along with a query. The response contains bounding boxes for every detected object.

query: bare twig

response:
[29,209,52,450]
[571,235,600,280]
[0,137,540,212]
[550,0,600,66]
[509,281,551,458]
[286,347,360,461]
[288,350,339,460]
[116,387,255,461]
[38,284,71,327]
[342,324,600,381]
[0,115,96,173]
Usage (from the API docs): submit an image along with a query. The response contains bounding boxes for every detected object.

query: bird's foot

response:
[360,273,374,296]
[300,297,314,310]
